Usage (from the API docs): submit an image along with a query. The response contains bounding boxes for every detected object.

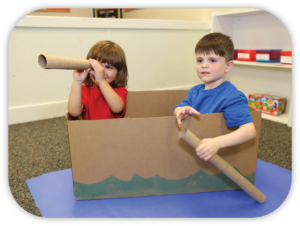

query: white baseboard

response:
[8,85,196,125]
[9,100,68,125]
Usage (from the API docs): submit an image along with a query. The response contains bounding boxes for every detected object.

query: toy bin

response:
[256,49,281,63]
[237,50,256,61]
[280,51,292,65]
[248,93,286,116]
[234,50,238,60]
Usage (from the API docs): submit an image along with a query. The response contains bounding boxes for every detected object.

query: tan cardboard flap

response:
[68,107,261,185]
[125,90,188,118]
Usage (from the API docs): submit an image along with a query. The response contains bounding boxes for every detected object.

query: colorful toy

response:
[248,93,286,116]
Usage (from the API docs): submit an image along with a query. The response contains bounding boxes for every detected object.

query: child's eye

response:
[197,59,203,63]
[210,59,217,63]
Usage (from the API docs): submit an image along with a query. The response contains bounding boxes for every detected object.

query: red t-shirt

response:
[81,85,128,120]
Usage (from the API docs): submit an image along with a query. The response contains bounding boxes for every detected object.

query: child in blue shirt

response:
[174,32,256,161]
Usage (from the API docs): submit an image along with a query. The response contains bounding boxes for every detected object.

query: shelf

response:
[212,9,292,127]
[261,113,289,124]
[233,60,292,69]
[214,9,268,18]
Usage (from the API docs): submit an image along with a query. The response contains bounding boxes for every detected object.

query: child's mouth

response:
[201,72,210,75]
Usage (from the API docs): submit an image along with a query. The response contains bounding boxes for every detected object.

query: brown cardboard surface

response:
[124,90,188,118]
[67,90,261,188]
[38,54,91,70]
[179,128,265,203]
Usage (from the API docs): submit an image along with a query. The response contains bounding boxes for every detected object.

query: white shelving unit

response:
[233,60,292,69]
[212,9,292,127]
[261,113,289,124]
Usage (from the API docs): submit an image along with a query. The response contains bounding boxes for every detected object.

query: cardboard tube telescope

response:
[179,128,266,203]
[38,54,91,70]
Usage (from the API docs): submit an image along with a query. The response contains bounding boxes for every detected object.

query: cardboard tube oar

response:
[38,54,91,70]
[179,128,266,203]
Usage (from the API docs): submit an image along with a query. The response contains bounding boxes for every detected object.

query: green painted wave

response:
[73,168,255,200]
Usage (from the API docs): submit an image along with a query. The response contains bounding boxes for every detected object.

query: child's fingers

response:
[175,109,180,118]
[189,108,201,115]
[196,144,203,154]
[197,150,210,161]
[196,142,215,161]
[176,108,193,127]
[177,117,182,127]
[89,59,98,69]
[89,59,105,79]
[81,68,91,76]
[203,154,213,161]
[176,110,186,127]
[88,59,95,68]
[196,143,207,156]
[184,107,191,114]
[193,110,201,115]
[89,59,101,68]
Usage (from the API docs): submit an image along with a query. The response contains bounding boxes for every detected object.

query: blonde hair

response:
[195,32,234,62]
[84,40,128,88]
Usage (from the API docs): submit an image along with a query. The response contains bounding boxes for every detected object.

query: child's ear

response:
[225,61,234,73]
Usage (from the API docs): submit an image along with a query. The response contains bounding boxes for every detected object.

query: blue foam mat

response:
[26,159,291,218]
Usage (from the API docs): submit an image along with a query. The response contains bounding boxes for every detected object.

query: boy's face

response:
[196,52,233,89]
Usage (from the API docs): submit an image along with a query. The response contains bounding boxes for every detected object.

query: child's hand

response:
[89,59,105,86]
[196,138,220,161]
[174,106,201,127]
[73,67,92,84]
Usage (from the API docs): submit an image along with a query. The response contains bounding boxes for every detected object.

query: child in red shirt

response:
[68,41,128,120]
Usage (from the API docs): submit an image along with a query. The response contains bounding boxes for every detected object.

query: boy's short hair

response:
[84,40,128,88]
[195,32,234,62]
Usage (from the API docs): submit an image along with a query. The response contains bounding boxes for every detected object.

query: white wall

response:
[9,16,210,125]
[123,8,253,21]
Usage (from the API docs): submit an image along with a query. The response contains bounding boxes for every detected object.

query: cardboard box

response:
[248,93,286,116]
[67,90,262,200]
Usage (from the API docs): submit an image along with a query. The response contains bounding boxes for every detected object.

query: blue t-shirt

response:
[175,81,253,127]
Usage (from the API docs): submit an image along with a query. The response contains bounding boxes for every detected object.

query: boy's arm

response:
[196,122,256,161]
